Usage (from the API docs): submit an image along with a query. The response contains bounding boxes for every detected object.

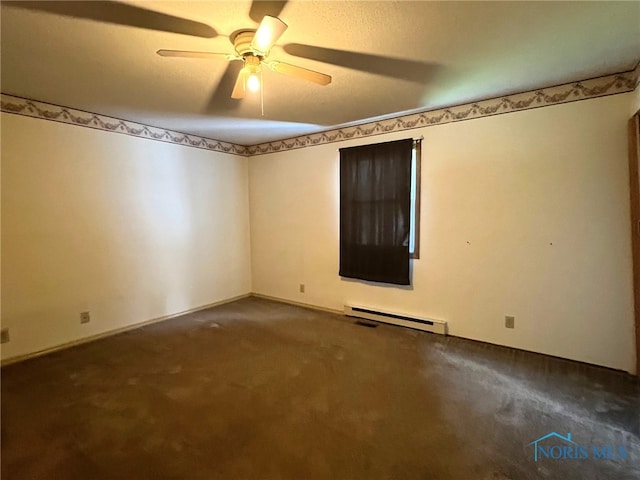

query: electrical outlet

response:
[505,316,515,329]
[0,328,10,343]
[80,311,91,324]
[299,284,305,293]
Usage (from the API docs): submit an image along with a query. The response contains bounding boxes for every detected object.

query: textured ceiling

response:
[1,1,639,146]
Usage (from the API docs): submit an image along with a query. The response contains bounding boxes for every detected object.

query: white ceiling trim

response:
[1,68,636,158]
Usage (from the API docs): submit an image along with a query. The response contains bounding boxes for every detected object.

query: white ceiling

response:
[2,1,639,146]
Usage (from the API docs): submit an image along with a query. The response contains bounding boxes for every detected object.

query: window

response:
[339,138,421,285]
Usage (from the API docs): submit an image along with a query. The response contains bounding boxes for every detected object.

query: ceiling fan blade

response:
[268,61,331,86]
[231,68,249,99]
[251,16,288,54]
[3,1,217,38]
[249,1,288,23]
[206,62,245,112]
[283,44,441,83]
[157,50,238,61]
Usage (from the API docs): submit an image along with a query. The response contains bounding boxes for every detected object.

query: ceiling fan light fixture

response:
[159,14,330,101]
[243,54,261,92]
[247,72,261,92]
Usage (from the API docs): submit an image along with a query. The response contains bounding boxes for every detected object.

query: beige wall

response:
[249,93,636,373]
[2,91,635,372]
[1,113,252,361]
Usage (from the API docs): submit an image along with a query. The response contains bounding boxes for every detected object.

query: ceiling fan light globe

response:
[247,73,261,92]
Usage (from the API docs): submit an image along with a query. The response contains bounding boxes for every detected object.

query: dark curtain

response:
[339,138,413,285]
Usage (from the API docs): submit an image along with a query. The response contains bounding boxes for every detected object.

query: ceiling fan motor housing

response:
[232,30,262,57]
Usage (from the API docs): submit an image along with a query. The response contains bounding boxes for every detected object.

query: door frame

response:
[628,113,640,376]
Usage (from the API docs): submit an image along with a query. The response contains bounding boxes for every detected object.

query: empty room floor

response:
[1,297,639,479]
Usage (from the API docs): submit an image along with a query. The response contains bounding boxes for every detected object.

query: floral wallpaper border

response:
[246,70,637,156]
[1,68,637,157]
[0,95,248,156]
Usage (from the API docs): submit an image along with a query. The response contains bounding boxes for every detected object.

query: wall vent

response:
[344,305,447,335]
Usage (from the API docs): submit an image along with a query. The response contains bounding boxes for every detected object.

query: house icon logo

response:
[528,432,577,462]
[527,432,629,462]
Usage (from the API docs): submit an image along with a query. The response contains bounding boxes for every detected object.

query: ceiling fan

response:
[6,0,438,113]
[157,15,332,100]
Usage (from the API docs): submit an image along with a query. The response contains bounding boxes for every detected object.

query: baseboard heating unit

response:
[344,305,447,335]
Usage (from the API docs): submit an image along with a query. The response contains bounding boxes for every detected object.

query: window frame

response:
[409,140,422,259]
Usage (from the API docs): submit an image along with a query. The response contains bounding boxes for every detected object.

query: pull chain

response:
[260,69,264,116]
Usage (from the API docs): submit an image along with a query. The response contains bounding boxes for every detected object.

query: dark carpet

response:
[1,297,639,479]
